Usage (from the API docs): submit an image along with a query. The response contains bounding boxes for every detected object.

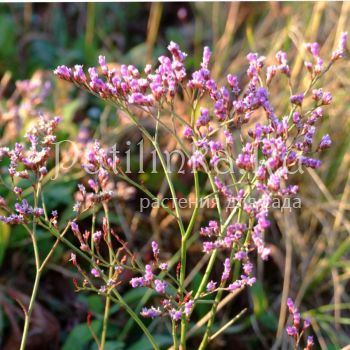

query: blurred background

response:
[0,2,350,350]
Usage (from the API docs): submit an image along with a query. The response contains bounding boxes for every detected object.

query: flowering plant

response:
[1,32,347,350]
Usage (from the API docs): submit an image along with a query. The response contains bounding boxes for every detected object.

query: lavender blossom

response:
[54,65,72,80]
[151,241,160,258]
[290,93,304,106]
[206,280,217,292]
[184,300,194,317]
[130,277,145,288]
[318,134,332,150]
[154,279,167,294]
[141,307,161,319]
[144,265,153,282]
[159,263,168,271]
[221,258,231,281]
[332,32,348,61]
[91,268,100,278]
[286,298,313,348]
[169,309,182,322]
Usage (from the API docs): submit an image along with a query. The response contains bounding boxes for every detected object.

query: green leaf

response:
[56,97,86,138]
[306,236,350,294]
[250,282,277,331]
[128,335,172,350]
[110,288,154,315]
[257,312,278,331]
[123,287,154,304]
[62,320,102,350]
[0,14,17,62]
[125,43,147,67]
[0,221,10,266]
[81,294,104,314]
[44,182,76,207]
[250,281,267,317]
[90,340,124,350]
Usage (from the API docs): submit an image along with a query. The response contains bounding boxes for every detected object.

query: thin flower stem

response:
[198,266,232,348]
[152,140,186,236]
[88,322,101,349]
[180,171,200,285]
[192,202,240,301]
[19,182,42,350]
[111,289,160,350]
[118,234,198,341]
[198,207,249,350]
[38,220,92,263]
[100,204,112,349]
[208,308,247,341]
[186,159,229,316]
[91,206,97,254]
[100,283,111,349]
[198,293,222,350]
[206,170,223,225]
[39,223,71,273]
[172,321,179,350]
[194,249,218,300]
[19,229,41,350]
[179,170,200,349]
[121,107,186,236]
[118,170,177,219]
[42,217,159,349]
[140,106,191,158]
[80,288,160,350]
[193,177,251,302]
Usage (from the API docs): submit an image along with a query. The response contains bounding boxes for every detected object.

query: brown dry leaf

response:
[3,288,60,350]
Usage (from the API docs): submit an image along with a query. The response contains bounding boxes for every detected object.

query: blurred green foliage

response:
[0,3,193,79]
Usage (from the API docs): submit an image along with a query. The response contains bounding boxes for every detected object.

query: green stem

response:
[193,203,239,301]
[172,321,179,350]
[180,320,187,350]
[193,174,251,301]
[179,236,188,291]
[40,220,158,348]
[121,107,186,236]
[112,289,160,350]
[100,204,113,349]
[118,171,177,219]
[38,221,91,263]
[19,229,41,350]
[20,182,41,350]
[198,208,250,349]
[118,234,198,341]
[179,171,200,349]
[197,289,222,350]
[85,2,95,48]
[39,223,71,273]
[153,141,186,235]
[194,249,219,300]
[206,170,223,225]
[179,171,200,286]
[100,297,111,350]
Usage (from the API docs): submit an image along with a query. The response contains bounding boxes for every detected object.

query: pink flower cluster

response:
[130,242,193,322]
[54,32,347,325]
[72,140,120,213]
[54,41,187,107]
[0,115,60,225]
[286,298,314,350]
